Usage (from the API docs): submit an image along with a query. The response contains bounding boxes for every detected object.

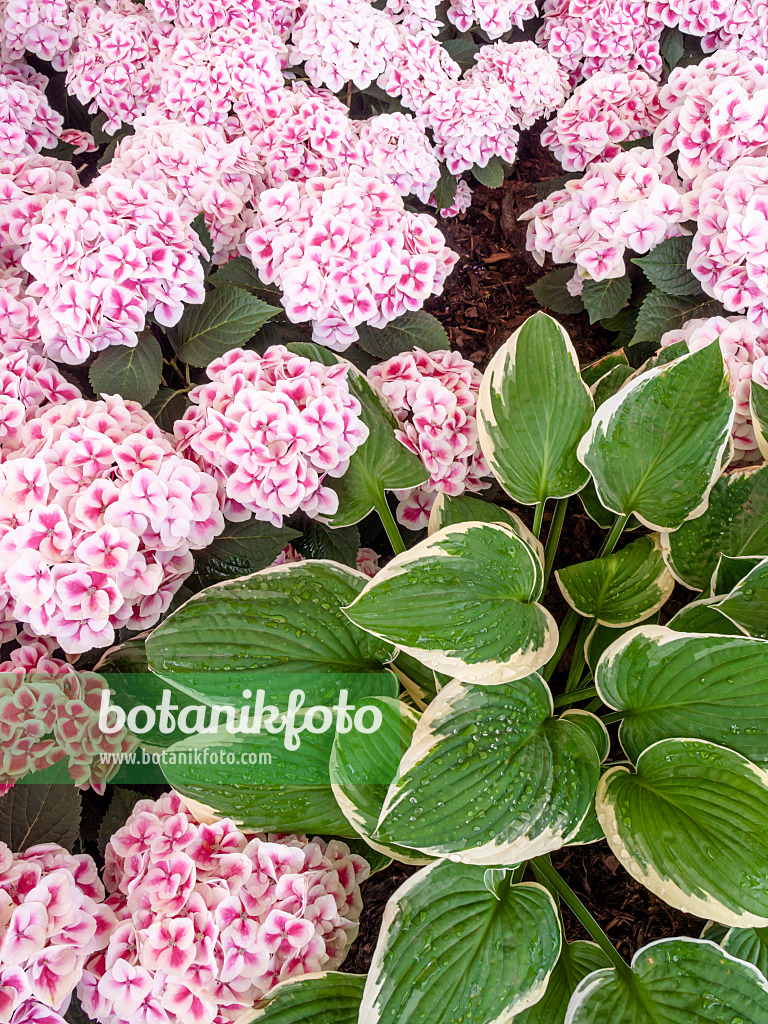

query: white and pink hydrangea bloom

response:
[0,395,223,653]
[446,0,536,39]
[0,841,112,1024]
[649,0,768,61]
[175,345,368,525]
[0,351,79,460]
[79,792,368,1024]
[367,347,490,529]
[0,63,64,158]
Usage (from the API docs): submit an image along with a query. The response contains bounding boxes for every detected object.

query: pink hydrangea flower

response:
[0,63,63,158]
[81,792,368,1024]
[660,315,768,463]
[368,347,490,529]
[0,395,223,653]
[446,0,536,39]
[0,0,84,69]
[648,0,768,61]
[0,350,79,460]
[0,841,112,1024]
[355,546,380,576]
[175,345,368,525]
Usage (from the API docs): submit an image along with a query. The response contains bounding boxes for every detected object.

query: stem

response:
[600,710,625,725]
[374,487,406,555]
[531,857,628,973]
[542,608,579,681]
[552,684,597,708]
[533,500,545,540]
[586,696,603,713]
[543,498,567,590]
[565,616,594,692]
[598,514,630,558]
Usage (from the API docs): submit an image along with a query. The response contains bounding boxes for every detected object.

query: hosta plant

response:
[116,311,768,1024]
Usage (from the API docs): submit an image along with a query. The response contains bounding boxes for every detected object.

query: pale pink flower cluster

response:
[20,174,205,364]
[0,63,63,158]
[355,113,440,203]
[244,173,457,349]
[0,642,137,793]
[0,349,80,459]
[536,0,664,83]
[0,0,85,69]
[368,347,490,529]
[654,51,768,184]
[649,0,768,61]
[433,178,473,218]
[446,0,536,38]
[175,346,369,526]
[541,70,663,171]
[81,792,368,1024]
[377,31,460,111]
[272,543,380,575]
[522,149,691,282]
[0,395,224,654]
[690,156,768,328]
[423,43,569,175]
[660,315,768,462]
[0,842,112,1024]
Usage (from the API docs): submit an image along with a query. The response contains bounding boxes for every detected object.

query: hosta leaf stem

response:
[543,497,568,589]
[552,684,597,708]
[373,485,406,555]
[533,500,545,539]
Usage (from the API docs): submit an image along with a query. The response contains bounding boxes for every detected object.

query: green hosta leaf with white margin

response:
[248,972,365,1024]
[324,370,428,528]
[591,364,635,410]
[579,481,641,532]
[478,312,594,505]
[560,709,610,762]
[713,927,768,978]
[596,737,768,926]
[661,464,768,591]
[584,613,659,674]
[359,861,561,1024]
[330,696,429,865]
[666,598,744,635]
[711,553,765,596]
[566,937,768,1023]
[713,557,768,638]
[374,675,600,864]
[577,341,734,531]
[595,626,768,764]
[556,535,674,626]
[581,350,630,388]
[515,942,611,1024]
[344,521,557,685]
[428,492,545,566]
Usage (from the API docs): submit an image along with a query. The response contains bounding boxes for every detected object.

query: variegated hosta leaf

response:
[711,553,765,596]
[584,614,659,673]
[713,557,768,638]
[661,464,768,591]
[577,341,734,531]
[560,710,610,763]
[515,942,611,1024]
[329,696,429,866]
[556,535,674,626]
[566,937,768,1023]
[477,312,594,504]
[247,972,365,1024]
[344,522,557,685]
[428,493,544,568]
[374,676,600,864]
[666,598,744,636]
[359,861,561,1024]
[722,928,768,977]
[597,738,768,927]
[595,626,768,764]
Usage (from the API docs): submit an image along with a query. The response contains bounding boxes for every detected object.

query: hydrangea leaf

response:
[714,558,768,637]
[89,331,163,405]
[632,237,700,298]
[630,289,727,348]
[567,938,768,1023]
[171,285,280,367]
[529,267,586,316]
[665,598,744,635]
[556,535,674,626]
[595,626,768,765]
[374,676,599,864]
[478,312,594,505]
[193,520,301,586]
[581,276,632,325]
[359,862,561,1024]
[596,738,768,926]
[0,786,80,853]
[250,973,365,1024]
[356,311,448,358]
[344,522,557,685]
[662,465,768,591]
[577,342,734,531]
[514,941,611,1024]
[324,372,429,528]
[330,696,429,866]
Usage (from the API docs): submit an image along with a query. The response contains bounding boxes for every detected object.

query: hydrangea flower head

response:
[0,63,64,157]
[648,0,768,61]
[446,0,536,39]
[0,351,80,459]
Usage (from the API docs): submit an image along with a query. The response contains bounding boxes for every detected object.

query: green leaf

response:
[97,786,143,855]
[251,973,365,1024]
[632,237,700,298]
[591,364,634,408]
[581,349,630,388]
[751,379,768,461]
[529,267,586,316]
[172,285,280,367]
[583,613,660,672]
[433,162,458,211]
[471,156,505,188]
[146,387,189,431]
[211,257,281,303]
[190,212,213,263]
[577,341,733,530]
[344,521,556,685]
[330,696,428,865]
[0,786,81,852]
[356,311,449,358]
[660,25,686,68]
[324,372,429,527]
[193,519,301,586]
[567,937,768,1023]
[666,597,744,635]
[478,312,594,505]
[359,862,561,1024]
[89,331,163,404]
[630,289,727,347]
[578,479,640,531]
[556,535,674,626]
[596,738,768,926]
[720,928,768,977]
[428,493,544,563]
[710,552,765,595]
[295,520,359,568]
[515,941,611,1024]
[595,626,768,765]
[582,276,632,325]
[662,465,768,590]
[441,37,480,72]
[374,675,600,863]
[713,557,768,637]
[640,338,689,373]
